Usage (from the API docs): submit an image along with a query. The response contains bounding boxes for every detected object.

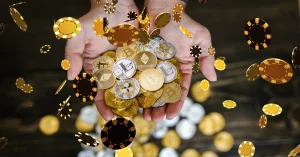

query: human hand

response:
[143,0,217,122]
[65,0,139,121]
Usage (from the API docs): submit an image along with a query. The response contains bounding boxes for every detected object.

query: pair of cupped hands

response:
[65,0,217,122]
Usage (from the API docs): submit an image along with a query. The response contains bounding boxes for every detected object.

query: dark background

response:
[0,0,300,157]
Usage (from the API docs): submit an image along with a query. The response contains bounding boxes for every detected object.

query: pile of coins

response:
[92,37,183,118]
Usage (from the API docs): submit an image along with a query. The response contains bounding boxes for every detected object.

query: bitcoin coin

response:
[155,12,171,28]
[161,130,181,149]
[181,149,200,157]
[259,114,267,129]
[113,58,137,79]
[116,42,141,60]
[139,69,164,91]
[191,81,211,102]
[156,61,177,83]
[161,82,182,103]
[133,51,157,71]
[209,112,226,133]
[138,39,159,54]
[155,42,176,60]
[143,143,159,157]
[137,88,163,108]
[104,89,132,109]
[39,115,59,135]
[93,69,116,89]
[152,99,166,108]
[198,115,215,136]
[102,50,117,61]
[115,78,140,99]
[139,28,150,44]
[112,98,139,117]
[213,131,234,152]
[92,56,115,74]
[61,59,71,70]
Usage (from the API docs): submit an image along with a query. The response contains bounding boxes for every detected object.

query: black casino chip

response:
[190,45,202,58]
[192,58,200,73]
[57,102,72,119]
[244,18,272,50]
[292,46,300,68]
[73,73,98,103]
[75,132,99,147]
[101,118,136,150]
[0,137,8,149]
[127,11,138,21]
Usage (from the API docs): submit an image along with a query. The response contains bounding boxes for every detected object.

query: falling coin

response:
[259,114,267,128]
[246,63,260,81]
[179,26,193,38]
[155,12,171,28]
[55,80,67,95]
[200,79,209,91]
[238,141,255,157]
[16,77,25,89]
[61,59,71,70]
[9,7,27,32]
[21,84,33,93]
[222,100,237,109]
[262,103,282,116]
[214,57,226,71]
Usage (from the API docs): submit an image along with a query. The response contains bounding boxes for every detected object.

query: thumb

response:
[65,36,85,80]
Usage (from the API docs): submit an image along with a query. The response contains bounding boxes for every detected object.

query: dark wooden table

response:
[0,0,300,156]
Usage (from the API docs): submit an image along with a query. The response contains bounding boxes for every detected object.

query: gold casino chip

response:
[40,45,51,54]
[259,114,267,129]
[107,24,139,47]
[53,17,81,39]
[21,84,33,93]
[200,79,210,91]
[179,26,193,38]
[222,100,237,109]
[262,103,282,116]
[61,59,71,70]
[238,141,255,157]
[288,145,300,157]
[246,63,260,81]
[16,77,25,89]
[155,12,171,28]
[9,7,27,32]
[93,18,108,37]
[214,57,226,71]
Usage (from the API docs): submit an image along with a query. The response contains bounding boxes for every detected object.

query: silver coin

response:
[0,23,4,35]
[112,58,137,79]
[155,42,176,60]
[79,106,98,124]
[115,78,140,100]
[152,99,166,108]
[175,119,196,140]
[156,61,177,83]
[138,39,159,54]
[153,36,165,43]
[159,148,178,157]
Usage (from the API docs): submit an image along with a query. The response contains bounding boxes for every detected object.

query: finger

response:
[83,58,94,74]
[199,56,217,81]
[166,72,191,119]
[94,90,114,121]
[151,105,167,123]
[65,37,86,80]
[143,108,152,121]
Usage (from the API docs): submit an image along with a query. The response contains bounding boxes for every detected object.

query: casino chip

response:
[139,28,150,44]
[214,57,226,71]
[200,79,209,91]
[40,45,51,54]
[173,4,183,14]
[73,73,98,102]
[115,147,133,157]
[127,11,138,21]
[292,46,300,68]
[246,63,259,81]
[93,18,108,37]
[222,100,237,109]
[57,101,72,119]
[150,28,160,39]
[244,18,272,50]
[259,114,267,129]
[288,145,300,157]
[0,137,8,149]
[16,77,25,89]
[9,7,27,32]
[61,59,71,70]
[173,13,181,23]
[238,141,255,157]
[258,58,293,84]
[208,46,216,57]
[262,103,282,116]
[179,26,193,38]
[190,45,202,58]
[75,132,99,147]
[53,17,81,39]
[21,84,33,93]
[101,118,136,150]
[106,24,139,47]
[192,58,200,73]
[104,2,116,14]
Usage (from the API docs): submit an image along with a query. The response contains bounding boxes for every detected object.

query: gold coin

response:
[209,112,225,133]
[213,131,234,152]
[168,58,183,84]
[21,84,33,93]
[143,143,159,157]
[139,28,150,44]
[222,100,237,109]
[140,21,150,32]
[246,63,259,81]
[162,130,181,149]
[75,117,94,133]
[150,28,160,39]
[93,69,115,89]
[155,12,171,28]
[137,88,163,108]
[112,98,139,117]
[202,151,218,157]
[39,115,59,135]
[288,144,300,157]
[61,59,71,70]
[116,42,140,60]
[179,26,193,38]
[16,77,25,89]
[92,56,115,73]
[139,69,164,91]
[133,51,157,71]
[115,147,133,157]
[133,115,155,137]
[102,50,117,61]
[9,7,27,32]
[214,57,226,71]
[262,103,282,116]
[104,90,132,110]
[131,142,144,157]
[199,115,215,136]
[181,149,200,157]
[200,79,210,91]
[161,82,182,103]
[191,81,211,102]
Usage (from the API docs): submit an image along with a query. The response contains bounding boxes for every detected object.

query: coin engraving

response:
[156,61,177,83]
[115,78,140,99]
[155,42,176,60]
[113,58,137,79]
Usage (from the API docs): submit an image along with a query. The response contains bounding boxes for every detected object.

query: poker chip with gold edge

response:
[192,58,200,73]
[104,2,116,14]
[208,46,216,57]
[16,77,25,89]
[73,73,98,102]
[190,45,202,58]
[173,13,181,23]
[222,100,237,109]
[200,79,209,91]
[93,18,108,37]
[57,101,72,119]
[244,18,272,50]
[127,11,138,21]
[53,17,81,39]
[61,59,71,70]
[214,57,226,71]
[21,84,33,93]
[238,141,255,157]
[262,103,282,116]
[179,26,193,38]
[258,58,293,84]
[75,132,99,147]
[288,145,300,157]
[292,46,300,68]
[40,45,51,54]
[9,7,27,32]
[106,24,139,47]
[173,4,183,14]
[246,63,260,81]
[101,117,136,150]
[259,114,267,128]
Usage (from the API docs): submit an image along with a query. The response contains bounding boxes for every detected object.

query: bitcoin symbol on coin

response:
[124,48,135,58]
[156,43,171,57]
[165,87,175,98]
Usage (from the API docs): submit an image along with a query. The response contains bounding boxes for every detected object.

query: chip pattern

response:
[104,2,116,14]
[21,84,33,93]
[172,12,181,23]
[259,114,267,129]
[190,45,202,58]
[101,118,136,150]
[73,73,98,102]
[262,103,282,116]
[75,132,99,147]
[127,11,138,21]
[208,46,216,57]
[53,17,81,39]
[179,26,193,38]
[258,58,293,84]
[238,141,255,157]
[107,24,139,47]
[57,101,72,119]
[9,7,27,32]
[246,63,259,81]
[40,45,51,54]
[200,79,210,91]
[61,59,71,70]
[192,58,200,73]
[244,18,272,50]
[292,46,300,68]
